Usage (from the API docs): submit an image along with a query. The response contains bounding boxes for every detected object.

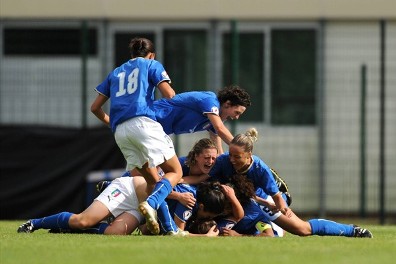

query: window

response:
[164,30,207,93]
[3,28,97,56]
[223,33,264,122]
[271,29,316,125]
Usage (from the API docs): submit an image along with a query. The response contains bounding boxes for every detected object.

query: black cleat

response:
[271,168,292,206]
[353,225,373,238]
[96,180,111,193]
[17,220,35,233]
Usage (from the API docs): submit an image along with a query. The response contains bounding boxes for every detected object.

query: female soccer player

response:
[153,85,251,154]
[17,176,225,237]
[209,128,373,238]
[18,176,149,235]
[90,37,182,235]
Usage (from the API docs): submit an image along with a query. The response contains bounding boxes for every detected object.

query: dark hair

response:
[228,174,256,206]
[188,219,217,234]
[217,85,251,107]
[196,181,226,215]
[128,37,155,58]
[185,138,218,167]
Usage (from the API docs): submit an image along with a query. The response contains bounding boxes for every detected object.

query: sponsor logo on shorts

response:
[111,189,121,198]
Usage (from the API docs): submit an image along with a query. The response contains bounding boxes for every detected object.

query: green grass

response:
[1,221,395,264]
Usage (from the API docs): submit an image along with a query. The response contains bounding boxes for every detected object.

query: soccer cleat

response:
[17,220,35,233]
[353,226,373,238]
[166,229,189,237]
[271,168,292,206]
[138,201,160,235]
[96,180,111,193]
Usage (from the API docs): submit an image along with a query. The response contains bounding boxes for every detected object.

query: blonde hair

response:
[230,128,258,153]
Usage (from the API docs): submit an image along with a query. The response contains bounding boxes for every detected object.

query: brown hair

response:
[185,138,218,167]
[188,220,217,234]
[128,37,155,58]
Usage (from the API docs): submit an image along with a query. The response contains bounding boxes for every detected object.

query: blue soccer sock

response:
[146,178,173,210]
[157,201,178,233]
[308,219,354,237]
[31,212,73,230]
[75,222,109,234]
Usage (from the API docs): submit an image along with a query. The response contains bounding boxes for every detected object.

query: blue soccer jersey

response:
[167,183,198,223]
[215,199,271,236]
[95,58,170,132]
[153,91,220,135]
[233,199,272,235]
[209,153,280,197]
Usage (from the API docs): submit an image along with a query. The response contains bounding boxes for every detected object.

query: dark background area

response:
[0,126,125,220]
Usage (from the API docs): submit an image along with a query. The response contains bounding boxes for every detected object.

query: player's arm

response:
[167,191,196,209]
[272,192,292,218]
[207,113,234,145]
[254,195,277,210]
[221,185,244,222]
[90,93,110,126]
[209,130,224,155]
[157,81,176,99]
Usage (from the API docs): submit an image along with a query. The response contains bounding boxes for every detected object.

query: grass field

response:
[1,221,395,264]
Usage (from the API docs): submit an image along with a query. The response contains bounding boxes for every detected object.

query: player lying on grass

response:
[207,128,373,238]
[96,138,243,235]
[17,176,229,237]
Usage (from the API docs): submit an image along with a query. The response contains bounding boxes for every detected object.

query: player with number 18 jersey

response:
[95,57,170,132]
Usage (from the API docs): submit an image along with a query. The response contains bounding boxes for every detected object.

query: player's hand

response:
[281,207,292,218]
[221,184,236,199]
[205,225,220,237]
[177,192,196,209]
[222,228,242,237]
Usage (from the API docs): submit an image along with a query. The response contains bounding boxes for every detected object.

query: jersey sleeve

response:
[148,60,171,86]
[253,158,280,196]
[199,93,220,116]
[94,73,111,98]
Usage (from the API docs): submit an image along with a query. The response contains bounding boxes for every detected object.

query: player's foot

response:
[138,201,160,235]
[17,220,35,233]
[353,225,373,238]
[96,180,111,193]
[166,228,189,237]
[271,168,292,206]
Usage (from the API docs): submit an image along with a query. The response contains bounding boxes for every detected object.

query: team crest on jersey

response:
[183,210,192,220]
[111,189,121,198]
[225,222,235,230]
[210,106,219,115]
[161,71,170,79]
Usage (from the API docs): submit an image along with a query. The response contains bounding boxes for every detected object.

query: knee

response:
[69,214,92,229]
[294,224,312,236]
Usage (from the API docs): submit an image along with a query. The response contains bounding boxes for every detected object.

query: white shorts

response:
[259,196,284,237]
[95,177,144,223]
[114,116,176,170]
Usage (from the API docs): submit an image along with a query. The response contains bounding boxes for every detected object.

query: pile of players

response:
[17,37,373,238]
